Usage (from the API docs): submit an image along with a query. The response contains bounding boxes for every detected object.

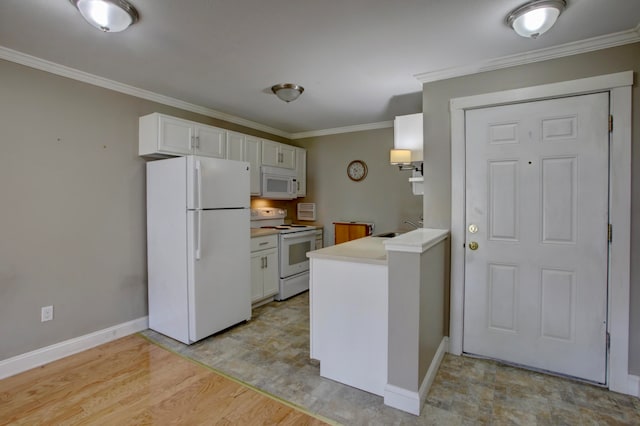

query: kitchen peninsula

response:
[307,228,449,415]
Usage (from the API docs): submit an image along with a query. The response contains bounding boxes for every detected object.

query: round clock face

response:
[347,160,367,182]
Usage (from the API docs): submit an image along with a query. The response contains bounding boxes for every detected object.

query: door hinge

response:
[608,223,613,243]
[609,115,613,132]
[606,332,610,350]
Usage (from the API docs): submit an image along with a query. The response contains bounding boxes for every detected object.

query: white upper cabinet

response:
[139,113,305,198]
[141,114,193,156]
[295,147,307,197]
[262,140,296,169]
[244,136,262,196]
[195,124,226,158]
[394,113,423,162]
[139,113,225,158]
[226,131,245,162]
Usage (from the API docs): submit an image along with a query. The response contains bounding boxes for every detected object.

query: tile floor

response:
[142,293,640,425]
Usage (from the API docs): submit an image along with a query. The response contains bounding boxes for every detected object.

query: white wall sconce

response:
[70,0,139,33]
[390,149,424,177]
[506,0,566,39]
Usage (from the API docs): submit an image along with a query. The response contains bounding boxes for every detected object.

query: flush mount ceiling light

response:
[506,0,566,39]
[271,83,304,103]
[70,0,139,33]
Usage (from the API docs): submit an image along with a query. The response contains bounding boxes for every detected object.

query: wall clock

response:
[347,160,368,182]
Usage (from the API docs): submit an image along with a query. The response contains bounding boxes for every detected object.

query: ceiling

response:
[1,1,639,138]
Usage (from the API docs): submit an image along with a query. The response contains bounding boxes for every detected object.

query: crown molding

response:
[290,120,393,139]
[415,26,640,84]
[0,46,292,139]
[4,25,637,141]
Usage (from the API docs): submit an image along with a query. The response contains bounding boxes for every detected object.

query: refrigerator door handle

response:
[195,159,202,210]
[195,210,202,260]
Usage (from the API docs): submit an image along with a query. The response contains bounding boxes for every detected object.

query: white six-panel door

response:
[463,93,610,383]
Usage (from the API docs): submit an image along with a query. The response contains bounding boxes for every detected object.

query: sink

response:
[373,231,404,238]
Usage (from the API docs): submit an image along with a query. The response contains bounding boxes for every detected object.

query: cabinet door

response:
[262,249,279,297]
[245,136,262,195]
[295,147,306,197]
[158,115,194,155]
[334,224,350,244]
[250,253,264,302]
[279,144,296,169]
[349,224,369,240]
[334,223,369,244]
[261,140,280,167]
[196,125,226,158]
[226,132,245,161]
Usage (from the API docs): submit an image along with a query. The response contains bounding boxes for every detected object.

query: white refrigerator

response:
[146,155,251,344]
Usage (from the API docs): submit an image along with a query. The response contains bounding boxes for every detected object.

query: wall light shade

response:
[70,0,139,32]
[506,0,566,39]
[390,149,412,165]
[271,83,304,102]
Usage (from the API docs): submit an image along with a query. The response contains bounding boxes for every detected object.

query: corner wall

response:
[420,43,640,375]
[0,58,286,362]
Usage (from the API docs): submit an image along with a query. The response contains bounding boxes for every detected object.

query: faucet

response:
[404,219,423,229]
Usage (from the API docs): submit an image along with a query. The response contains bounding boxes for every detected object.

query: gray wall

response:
[0,59,285,361]
[296,129,423,245]
[420,42,640,375]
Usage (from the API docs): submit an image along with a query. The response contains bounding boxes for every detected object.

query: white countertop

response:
[383,228,449,253]
[306,228,450,264]
[306,236,388,265]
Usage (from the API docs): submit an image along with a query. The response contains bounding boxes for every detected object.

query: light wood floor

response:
[0,334,331,425]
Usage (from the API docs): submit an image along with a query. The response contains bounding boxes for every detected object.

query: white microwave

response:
[261,166,297,200]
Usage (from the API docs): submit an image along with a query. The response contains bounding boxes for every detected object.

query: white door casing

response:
[463,93,609,383]
[449,71,633,395]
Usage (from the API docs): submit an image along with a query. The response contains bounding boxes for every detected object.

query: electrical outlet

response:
[41,305,53,322]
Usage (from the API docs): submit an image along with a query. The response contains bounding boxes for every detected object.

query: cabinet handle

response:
[191,136,196,150]
[196,136,200,149]
[264,256,268,268]
[259,241,269,246]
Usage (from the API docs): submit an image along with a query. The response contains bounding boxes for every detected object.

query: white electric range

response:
[250,208,316,300]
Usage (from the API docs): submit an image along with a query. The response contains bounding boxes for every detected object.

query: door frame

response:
[449,71,633,395]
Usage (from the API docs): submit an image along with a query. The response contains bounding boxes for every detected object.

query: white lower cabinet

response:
[250,234,279,303]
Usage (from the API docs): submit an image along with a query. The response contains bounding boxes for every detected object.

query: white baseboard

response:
[626,374,640,397]
[384,383,421,415]
[419,336,449,405]
[384,336,449,415]
[0,317,148,380]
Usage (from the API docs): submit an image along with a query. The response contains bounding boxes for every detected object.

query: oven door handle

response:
[280,230,316,240]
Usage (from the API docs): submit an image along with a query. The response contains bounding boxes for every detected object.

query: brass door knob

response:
[468,241,479,250]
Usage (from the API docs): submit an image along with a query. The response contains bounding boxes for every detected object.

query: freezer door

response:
[187,156,250,209]
[187,208,251,342]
